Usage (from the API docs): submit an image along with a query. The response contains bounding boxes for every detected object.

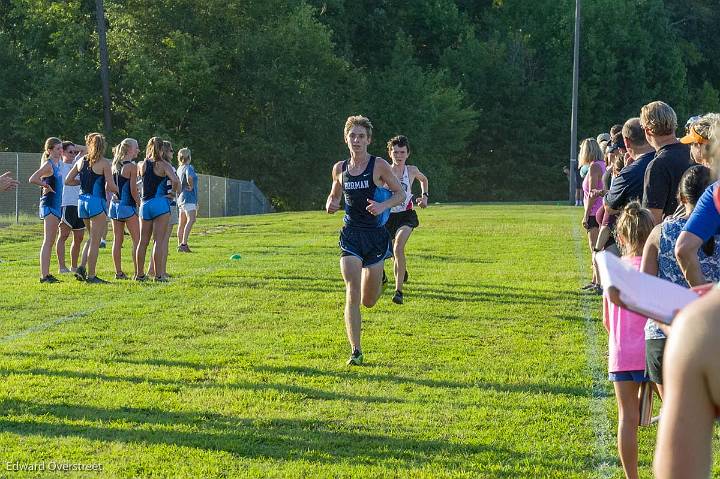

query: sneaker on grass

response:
[347,350,363,366]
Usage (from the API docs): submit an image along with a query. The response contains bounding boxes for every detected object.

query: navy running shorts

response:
[339,225,392,268]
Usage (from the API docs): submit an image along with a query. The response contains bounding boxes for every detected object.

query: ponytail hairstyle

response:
[677,165,714,255]
[616,201,654,256]
[40,137,62,165]
[86,133,106,166]
[145,137,164,163]
[177,148,191,166]
[161,141,173,163]
[112,138,138,174]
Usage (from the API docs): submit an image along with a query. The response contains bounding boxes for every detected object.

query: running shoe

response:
[133,274,148,282]
[154,275,169,283]
[86,276,109,284]
[74,265,87,281]
[40,275,60,283]
[581,282,596,290]
[392,290,403,305]
[99,239,106,248]
[115,272,129,280]
[58,267,71,274]
[347,350,364,366]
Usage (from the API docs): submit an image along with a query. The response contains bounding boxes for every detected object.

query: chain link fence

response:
[0,152,272,222]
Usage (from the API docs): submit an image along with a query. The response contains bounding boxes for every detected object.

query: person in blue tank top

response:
[28,137,65,283]
[326,115,405,366]
[109,138,140,280]
[176,147,198,252]
[135,137,180,282]
[148,141,180,280]
[65,133,118,284]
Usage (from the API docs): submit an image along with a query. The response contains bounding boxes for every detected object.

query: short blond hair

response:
[178,147,191,165]
[640,101,677,136]
[343,115,373,139]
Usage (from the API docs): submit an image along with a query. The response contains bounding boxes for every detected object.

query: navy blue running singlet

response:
[342,156,391,228]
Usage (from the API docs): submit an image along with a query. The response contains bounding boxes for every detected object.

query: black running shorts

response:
[339,225,392,268]
[385,209,419,239]
[61,205,86,230]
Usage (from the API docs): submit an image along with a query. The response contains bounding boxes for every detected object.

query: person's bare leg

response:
[70,229,84,271]
[587,227,599,283]
[125,215,140,274]
[111,219,124,274]
[40,216,60,278]
[182,210,196,247]
[361,261,384,308]
[152,214,170,278]
[614,381,641,479]
[79,219,92,270]
[340,256,363,352]
[86,214,106,278]
[136,219,153,277]
[393,227,413,293]
[177,210,187,247]
[56,222,71,272]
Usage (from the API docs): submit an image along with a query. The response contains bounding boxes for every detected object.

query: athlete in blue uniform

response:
[65,133,118,283]
[109,138,140,279]
[29,137,65,283]
[135,137,179,281]
[326,115,405,365]
[148,141,179,279]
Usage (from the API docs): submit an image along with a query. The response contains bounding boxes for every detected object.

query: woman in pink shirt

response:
[580,138,607,293]
[603,201,654,479]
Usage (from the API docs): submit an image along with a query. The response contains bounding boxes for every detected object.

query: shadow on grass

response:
[254,365,592,398]
[0,366,403,404]
[0,398,593,475]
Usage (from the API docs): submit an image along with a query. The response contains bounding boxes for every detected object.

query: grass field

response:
[0,204,716,478]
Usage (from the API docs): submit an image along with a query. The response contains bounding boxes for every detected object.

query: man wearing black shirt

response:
[639,101,693,225]
[605,118,655,213]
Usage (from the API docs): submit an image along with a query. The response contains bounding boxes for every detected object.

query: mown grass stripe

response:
[572,222,615,478]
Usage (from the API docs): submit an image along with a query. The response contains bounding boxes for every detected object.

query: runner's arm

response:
[64,161,81,186]
[128,164,140,205]
[326,162,343,214]
[103,160,119,194]
[29,162,54,189]
[411,166,429,208]
[372,158,405,213]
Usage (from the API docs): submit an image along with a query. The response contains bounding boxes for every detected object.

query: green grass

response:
[0,204,715,478]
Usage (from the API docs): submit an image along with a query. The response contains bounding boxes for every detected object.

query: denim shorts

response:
[608,370,648,382]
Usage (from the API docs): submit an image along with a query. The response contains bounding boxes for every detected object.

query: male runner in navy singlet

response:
[326,115,405,365]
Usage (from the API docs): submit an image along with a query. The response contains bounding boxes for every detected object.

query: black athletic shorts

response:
[385,209,419,239]
[61,205,86,230]
[645,338,666,385]
[583,215,599,231]
[339,225,392,268]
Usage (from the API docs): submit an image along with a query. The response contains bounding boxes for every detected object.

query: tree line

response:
[1,0,717,209]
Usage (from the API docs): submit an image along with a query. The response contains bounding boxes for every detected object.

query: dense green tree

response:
[0,0,717,207]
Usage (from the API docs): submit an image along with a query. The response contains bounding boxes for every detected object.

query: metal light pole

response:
[569,0,581,205]
[95,0,112,135]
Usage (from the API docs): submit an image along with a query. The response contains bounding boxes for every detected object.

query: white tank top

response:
[390,166,413,213]
[60,160,81,207]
